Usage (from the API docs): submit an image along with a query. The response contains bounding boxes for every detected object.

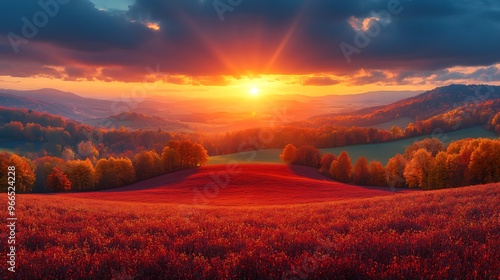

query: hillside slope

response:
[18,183,500,279]
[309,84,500,127]
[60,164,414,206]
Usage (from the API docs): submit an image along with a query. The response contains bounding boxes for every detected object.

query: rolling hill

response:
[307,84,500,128]
[18,178,500,279]
[59,164,414,206]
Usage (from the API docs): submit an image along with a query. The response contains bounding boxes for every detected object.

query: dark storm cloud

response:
[0,0,499,82]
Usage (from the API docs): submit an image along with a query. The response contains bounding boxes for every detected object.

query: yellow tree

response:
[280,144,297,165]
[390,126,403,139]
[161,147,182,172]
[404,148,433,189]
[0,153,10,192]
[428,151,450,189]
[467,139,500,184]
[404,138,444,160]
[353,157,370,185]
[8,154,36,193]
[65,159,95,191]
[133,151,162,180]
[95,157,135,189]
[385,154,406,188]
[330,151,352,183]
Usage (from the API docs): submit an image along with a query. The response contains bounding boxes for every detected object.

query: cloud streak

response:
[0,0,499,85]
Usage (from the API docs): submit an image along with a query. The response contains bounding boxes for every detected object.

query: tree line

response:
[0,140,208,193]
[280,138,500,189]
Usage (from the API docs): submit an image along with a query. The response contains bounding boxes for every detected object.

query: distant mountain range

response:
[308,84,500,128]
[1,85,498,133]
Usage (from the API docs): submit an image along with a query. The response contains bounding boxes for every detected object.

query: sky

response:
[1,0,500,98]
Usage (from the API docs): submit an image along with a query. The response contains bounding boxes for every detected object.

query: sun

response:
[249,87,260,96]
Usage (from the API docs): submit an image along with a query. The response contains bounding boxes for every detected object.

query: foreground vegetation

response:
[8,183,500,279]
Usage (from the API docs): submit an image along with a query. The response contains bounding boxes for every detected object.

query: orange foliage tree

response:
[330,151,352,183]
[368,160,387,187]
[46,166,71,192]
[353,157,370,185]
[385,154,406,188]
[280,144,297,165]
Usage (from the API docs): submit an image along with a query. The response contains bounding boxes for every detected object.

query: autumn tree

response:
[390,126,403,139]
[319,153,336,174]
[404,138,444,160]
[161,147,182,172]
[369,160,387,187]
[467,139,500,184]
[8,154,36,193]
[353,157,370,185]
[95,157,135,189]
[34,156,65,192]
[190,143,209,167]
[427,151,450,189]
[133,151,163,180]
[294,145,321,168]
[65,159,95,191]
[404,148,433,189]
[77,140,99,162]
[280,144,297,165]
[330,151,352,183]
[46,166,72,192]
[447,138,482,186]
[62,147,75,161]
[385,154,406,188]
[0,153,11,192]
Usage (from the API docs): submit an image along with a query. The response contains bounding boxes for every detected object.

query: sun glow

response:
[249,87,260,96]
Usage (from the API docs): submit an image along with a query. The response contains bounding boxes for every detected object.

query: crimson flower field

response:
[2,165,499,279]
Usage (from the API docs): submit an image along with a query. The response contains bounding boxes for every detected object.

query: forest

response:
[281,137,500,190]
[0,139,207,193]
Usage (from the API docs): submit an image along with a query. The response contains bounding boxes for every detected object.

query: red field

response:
[59,164,414,206]
[2,164,500,279]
